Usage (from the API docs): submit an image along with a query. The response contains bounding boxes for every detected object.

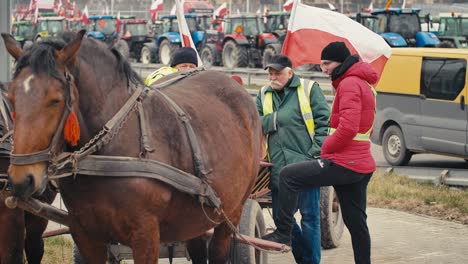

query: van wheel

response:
[382,125,412,166]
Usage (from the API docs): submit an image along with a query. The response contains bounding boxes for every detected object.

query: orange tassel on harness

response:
[63,112,80,147]
[10,112,15,121]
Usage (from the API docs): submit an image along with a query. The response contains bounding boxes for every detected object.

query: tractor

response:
[200,14,278,69]
[262,11,290,67]
[35,13,66,42]
[11,20,35,48]
[143,13,212,65]
[371,7,440,47]
[114,18,152,62]
[85,15,120,45]
[435,12,468,48]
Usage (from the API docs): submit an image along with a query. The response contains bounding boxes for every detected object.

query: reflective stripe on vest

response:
[328,85,377,141]
[145,66,178,86]
[261,79,316,143]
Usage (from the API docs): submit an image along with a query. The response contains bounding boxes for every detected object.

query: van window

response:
[421,58,466,100]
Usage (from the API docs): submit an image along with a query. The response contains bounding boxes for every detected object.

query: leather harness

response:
[8,68,221,209]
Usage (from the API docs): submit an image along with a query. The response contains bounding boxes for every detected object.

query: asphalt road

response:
[156,208,468,264]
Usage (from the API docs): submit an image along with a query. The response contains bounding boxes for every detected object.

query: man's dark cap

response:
[264,54,293,71]
[170,47,198,67]
[321,41,351,63]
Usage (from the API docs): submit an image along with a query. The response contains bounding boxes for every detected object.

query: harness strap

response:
[52,155,221,208]
[137,101,154,157]
[155,89,213,180]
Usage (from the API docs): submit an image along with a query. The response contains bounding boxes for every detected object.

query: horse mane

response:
[14,32,143,92]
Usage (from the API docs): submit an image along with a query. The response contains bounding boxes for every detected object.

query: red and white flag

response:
[213,2,227,18]
[28,0,37,13]
[175,0,202,66]
[283,0,294,12]
[170,3,176,15]
[33,5,39,25]
[149,0,164,20]
[282,1,391,78]
[116,11,121,33]
[36,0,54,10]
[81,5,89,25]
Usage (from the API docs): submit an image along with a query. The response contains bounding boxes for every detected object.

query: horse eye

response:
[50,99,61,106]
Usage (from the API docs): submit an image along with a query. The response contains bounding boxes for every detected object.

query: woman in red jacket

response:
[262,42,377,264]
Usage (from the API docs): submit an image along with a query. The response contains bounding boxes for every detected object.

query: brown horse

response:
[0,82,57,264]
[2,30,262,264]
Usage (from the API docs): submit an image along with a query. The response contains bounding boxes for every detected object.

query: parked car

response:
[371,48,468,165]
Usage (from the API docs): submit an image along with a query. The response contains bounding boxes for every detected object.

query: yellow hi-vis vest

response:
[328,84,377,141]
[144,66,178,86]
[261,79,316,143]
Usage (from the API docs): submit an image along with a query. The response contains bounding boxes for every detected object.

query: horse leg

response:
[24,212,49,264]
[208,209,242,264]
[0,205,24,264]
[71,227,108,264]
[187,236,208,264]
[130,218,160,264]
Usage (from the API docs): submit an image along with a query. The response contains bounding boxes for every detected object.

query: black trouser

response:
[276,159,372,264]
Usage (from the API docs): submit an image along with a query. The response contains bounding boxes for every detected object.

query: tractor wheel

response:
[201,44,219,67]
[115,40,130,60]
[140,46,152,64]
[320,186,344,249]
[262,44,282,69]
[222,40,248,69]
[159,39,179,65]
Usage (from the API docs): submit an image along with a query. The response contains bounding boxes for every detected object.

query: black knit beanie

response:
[170,47,198,67]
[321,41,351,63]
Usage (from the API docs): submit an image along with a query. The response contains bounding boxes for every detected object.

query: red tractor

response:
[114,18,153,62]
[200,14,279,68]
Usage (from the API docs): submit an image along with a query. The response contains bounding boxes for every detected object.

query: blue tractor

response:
[142,13,211,65]
[371,8,440,47]
[85,15,119,44]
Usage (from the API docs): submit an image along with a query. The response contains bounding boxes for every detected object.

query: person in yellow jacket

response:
[145,46,198,86]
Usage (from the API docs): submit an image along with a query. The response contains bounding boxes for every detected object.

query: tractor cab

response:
[86,15,120,43]
[11,20,35,47]
[436,12,468,48]
[263,11,290,43]
[372,8,440,47]
[35,13,66,41]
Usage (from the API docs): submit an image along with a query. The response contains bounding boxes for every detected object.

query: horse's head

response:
[2,30,85,198]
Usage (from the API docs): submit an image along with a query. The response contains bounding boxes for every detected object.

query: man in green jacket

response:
[256,54,330,264]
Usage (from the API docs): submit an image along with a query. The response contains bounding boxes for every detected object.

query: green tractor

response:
[35,13,66,42]
[436,12,468,48]
[11,20,35,48]
[262,11,290,67]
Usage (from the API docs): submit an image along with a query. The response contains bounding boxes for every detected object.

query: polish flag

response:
[175,0,202,66]
[282,1,391,79]
[362,1,373,13]
[283,0,294,12]
[36,0,54,10]
[28,0,37,13]
[81,5,89,25]
[149,0,164,20]
[33,5,39,25]
[213,2,227,18]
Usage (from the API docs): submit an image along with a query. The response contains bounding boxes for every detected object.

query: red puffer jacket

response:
[321,61,378,174]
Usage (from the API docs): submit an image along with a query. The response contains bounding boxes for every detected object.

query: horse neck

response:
[73,60,131,139]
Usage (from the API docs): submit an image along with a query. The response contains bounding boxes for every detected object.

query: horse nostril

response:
[26,175,35,188]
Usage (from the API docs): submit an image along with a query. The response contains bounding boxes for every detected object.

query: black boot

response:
[262,186,299,246]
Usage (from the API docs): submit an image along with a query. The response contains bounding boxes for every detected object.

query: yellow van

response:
[371,48,467,165]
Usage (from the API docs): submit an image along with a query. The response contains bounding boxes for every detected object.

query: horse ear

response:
[57,29,86,65]
[1,33,23,60]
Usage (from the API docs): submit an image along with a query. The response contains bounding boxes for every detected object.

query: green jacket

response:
[256,74,330,190]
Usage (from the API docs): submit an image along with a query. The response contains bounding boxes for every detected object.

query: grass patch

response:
[368,172,468,224]
[42,236,73,263]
